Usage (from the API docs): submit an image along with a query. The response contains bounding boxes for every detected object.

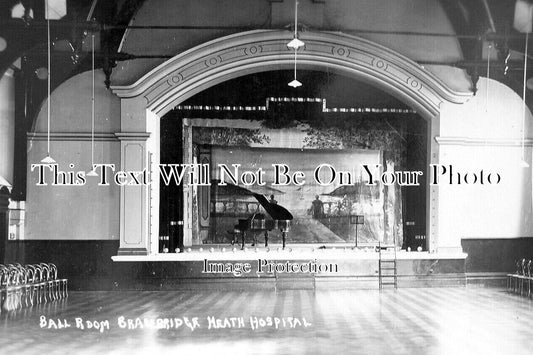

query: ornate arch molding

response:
[110,30,472,257]
[111,30,471,118]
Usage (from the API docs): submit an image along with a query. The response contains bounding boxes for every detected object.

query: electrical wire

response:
[522,30,530,167]
[41,1,55,163]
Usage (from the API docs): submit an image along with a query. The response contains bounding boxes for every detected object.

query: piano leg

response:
[241,231,246,250]
[264,231,268,247]
[282,231,287,250]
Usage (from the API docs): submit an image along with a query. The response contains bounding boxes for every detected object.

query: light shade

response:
[514,0,533,33]
[527,77,533,90]
[0,175,12,188]
[288,79,302,88]
[44,0,67,20]
[11,3,33,19]
[86,169,98,177]
[0,37,6,52]
[41,155,56,164]
[287,37,305,49]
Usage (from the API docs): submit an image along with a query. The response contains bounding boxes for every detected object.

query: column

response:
[116,97,151,255]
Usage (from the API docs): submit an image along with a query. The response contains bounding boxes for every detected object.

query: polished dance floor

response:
[0,287,532,354]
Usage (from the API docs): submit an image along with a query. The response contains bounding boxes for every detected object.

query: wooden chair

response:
[524,259,533,297]
[0,265,8,313]
[24,265,36,307]
[3,265,23,311]
[48,264,68,299]
[507,259,520,293]
[516,259,526,295]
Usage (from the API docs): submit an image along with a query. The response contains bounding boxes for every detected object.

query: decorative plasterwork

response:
[111,30,471,118]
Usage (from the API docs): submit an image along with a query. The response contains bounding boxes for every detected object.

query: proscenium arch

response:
[112,30,470,118]
[112,29,472,253]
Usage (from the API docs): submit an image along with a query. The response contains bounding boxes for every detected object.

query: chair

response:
[0,262,69,312]
[24,265,36,307]
[48,264,68,299]
[3,265,23,311]
[32,264,46,304]
[39,263,51,304]
[0,265,8,313]
[524,259,533,297]
[517,259,527,295]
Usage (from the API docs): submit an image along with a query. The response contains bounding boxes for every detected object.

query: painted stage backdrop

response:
[191,122,403,246]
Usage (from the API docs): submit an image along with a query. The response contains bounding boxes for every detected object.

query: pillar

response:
[116,97,151,255]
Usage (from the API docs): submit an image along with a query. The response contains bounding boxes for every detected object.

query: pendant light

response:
[287,0,304,88]
[41,2,55,164]
[87,33,98,177]
[288,47,302,88]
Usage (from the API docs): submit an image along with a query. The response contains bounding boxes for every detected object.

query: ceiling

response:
[0,0,530,122]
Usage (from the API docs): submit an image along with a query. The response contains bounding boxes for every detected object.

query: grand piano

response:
[233,193,293,250]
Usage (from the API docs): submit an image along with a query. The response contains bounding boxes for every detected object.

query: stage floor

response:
[1,287,531,354]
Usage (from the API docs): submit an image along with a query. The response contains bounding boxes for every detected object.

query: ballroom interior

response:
[1,0,533,354]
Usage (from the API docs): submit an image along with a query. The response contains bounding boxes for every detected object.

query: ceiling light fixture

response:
[287,37,305,50]
[87,33,98,177]
[0,37,7,52]
[287,0,304,88]
[11,2,33,24]
[41,2,55,164]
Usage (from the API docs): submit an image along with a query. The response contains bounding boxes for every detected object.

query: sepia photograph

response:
[0,0,533,354]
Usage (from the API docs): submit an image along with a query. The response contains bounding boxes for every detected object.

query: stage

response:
[111,245,469,290]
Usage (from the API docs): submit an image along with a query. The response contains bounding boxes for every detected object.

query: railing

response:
[0,263,68,312]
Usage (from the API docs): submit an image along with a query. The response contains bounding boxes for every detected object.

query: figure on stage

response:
[311,195,324,219]
[269,194,278,204]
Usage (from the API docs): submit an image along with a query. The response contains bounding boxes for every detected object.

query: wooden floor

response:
[1,287,532,354]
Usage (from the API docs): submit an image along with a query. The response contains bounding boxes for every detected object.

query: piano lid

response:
[252,193,293,220]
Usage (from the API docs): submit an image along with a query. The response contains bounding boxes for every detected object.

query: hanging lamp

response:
[287,0,304,87]
[87,33,98,177]
[41,2,56,164]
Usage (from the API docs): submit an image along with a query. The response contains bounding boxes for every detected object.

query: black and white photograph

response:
[1,0,533,354]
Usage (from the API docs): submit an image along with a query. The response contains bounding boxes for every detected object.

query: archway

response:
[111,30,470,256]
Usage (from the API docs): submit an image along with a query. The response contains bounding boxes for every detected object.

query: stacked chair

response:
[0,263,68,312]
[507,258,532,297]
